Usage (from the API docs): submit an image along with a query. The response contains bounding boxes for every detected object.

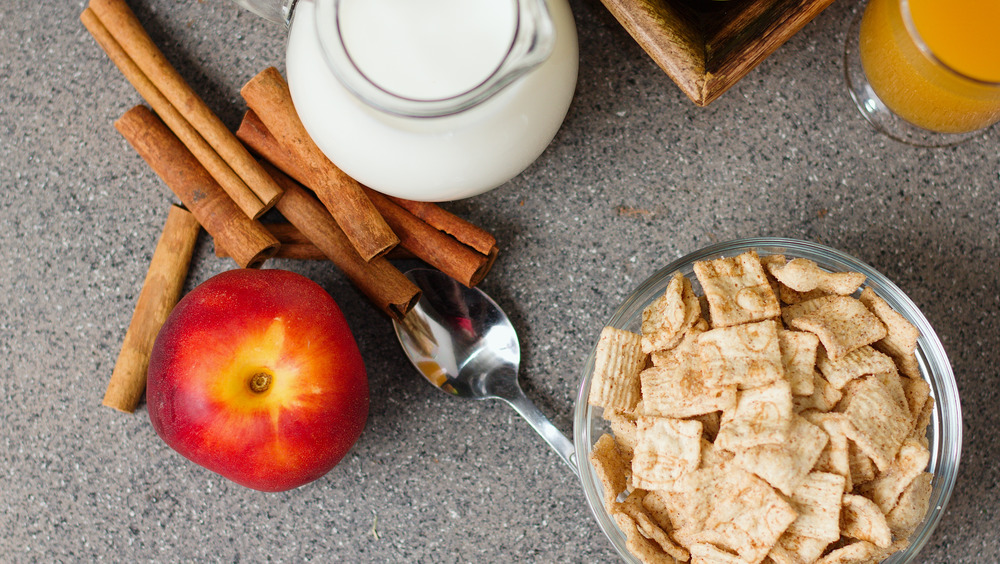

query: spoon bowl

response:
[393,268,578,474]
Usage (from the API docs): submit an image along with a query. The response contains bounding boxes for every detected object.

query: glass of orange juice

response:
[844,0,1000,147]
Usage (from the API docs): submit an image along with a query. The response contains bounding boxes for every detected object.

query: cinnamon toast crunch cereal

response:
[588,250,936,564]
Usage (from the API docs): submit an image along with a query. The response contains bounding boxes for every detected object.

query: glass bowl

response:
[573,237,961,564]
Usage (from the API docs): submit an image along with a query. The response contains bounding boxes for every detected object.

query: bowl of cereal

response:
[573,238,961,564]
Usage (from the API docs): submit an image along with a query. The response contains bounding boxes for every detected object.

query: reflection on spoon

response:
[392,268,578,474]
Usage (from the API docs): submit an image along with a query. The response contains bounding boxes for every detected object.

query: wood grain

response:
[597,0,836,106]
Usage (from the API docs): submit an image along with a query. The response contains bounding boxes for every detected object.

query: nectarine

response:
[147,269,368,492]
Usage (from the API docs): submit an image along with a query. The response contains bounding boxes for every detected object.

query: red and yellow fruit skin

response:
[147,269,369,492]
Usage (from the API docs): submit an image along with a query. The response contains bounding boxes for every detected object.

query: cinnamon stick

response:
[215,223,417,260]
[213,220,324,260]
[80,8,268,219]
[364,188,496,287]
[262,163,420,320]
[237,110,495,286]
[240,67,397,261]
[103,204,200,413]
[116,105,279,268]
[86,0,283,214]
[237,109,306,181]
[384,196,498,256]
[213,223,417,261]
[248,243,328,261]
[218,244,416,262]
[256,222,312,245]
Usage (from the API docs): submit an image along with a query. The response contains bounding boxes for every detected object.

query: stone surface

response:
[1,0,997,562]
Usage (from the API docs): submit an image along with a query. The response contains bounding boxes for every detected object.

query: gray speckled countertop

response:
[2,0,998,562]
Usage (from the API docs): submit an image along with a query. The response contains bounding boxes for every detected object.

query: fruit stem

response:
[249,372,273,393]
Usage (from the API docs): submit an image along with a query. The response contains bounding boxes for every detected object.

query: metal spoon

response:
[392,268,578,475]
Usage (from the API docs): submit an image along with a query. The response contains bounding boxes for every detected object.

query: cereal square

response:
[815,541,885,564]
[698,320,784,390]
[632,417,703,490]
[900,376,931,422]
[614,490,691,562]
[589,327,645,412]
[697,466,798,564]
[786,472,846,543]
[768,258,865,296]
[779,329,819,396]
[793,372,843,414]
[689,543,743,563]
[848,441,877,486]
[693,251,781,328]
[616,512,682,564]
[838,376,912,472]
[604,410,639,458]
[651,318,709,368]
[816,345,897,389]
[641,273,702,354]
[715,380,793,451]
[910,395,934,445]
[776,533,831,564]
[841,494,892,549]
[641,364,736,419]
[732,414,829,496]
[859,287,920,360]
[857,438,930,514]
[782,295,887,360]
[885,472,933,537]
[590,433,630,512]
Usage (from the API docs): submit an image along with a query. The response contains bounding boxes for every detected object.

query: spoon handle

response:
[497,388,579,476]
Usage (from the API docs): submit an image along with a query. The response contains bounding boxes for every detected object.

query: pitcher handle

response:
[229,0,297,26]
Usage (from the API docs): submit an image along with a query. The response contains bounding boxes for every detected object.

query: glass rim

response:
[898,0,1000,88]
[573,237,963,564]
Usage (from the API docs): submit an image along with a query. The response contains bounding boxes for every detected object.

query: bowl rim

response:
[572,237,962,563]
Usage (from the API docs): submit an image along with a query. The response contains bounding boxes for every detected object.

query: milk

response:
[338,0,516,101]
[285,0,578,201]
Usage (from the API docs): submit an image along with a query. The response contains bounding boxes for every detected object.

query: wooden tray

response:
[599,0,836,106]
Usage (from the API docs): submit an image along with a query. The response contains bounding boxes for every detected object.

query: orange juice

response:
[858,0,1000,133]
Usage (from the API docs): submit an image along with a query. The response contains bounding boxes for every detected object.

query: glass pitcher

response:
[231,0,579,201]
